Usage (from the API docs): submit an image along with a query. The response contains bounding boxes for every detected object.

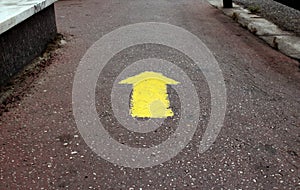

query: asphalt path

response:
[1,0,300,189]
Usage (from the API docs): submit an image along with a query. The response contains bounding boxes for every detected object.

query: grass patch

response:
[247,5,261,13]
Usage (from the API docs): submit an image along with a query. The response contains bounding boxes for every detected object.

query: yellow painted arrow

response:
[119,71,179,118]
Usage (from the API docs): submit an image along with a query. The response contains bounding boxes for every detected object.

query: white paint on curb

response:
[207,0,300,60]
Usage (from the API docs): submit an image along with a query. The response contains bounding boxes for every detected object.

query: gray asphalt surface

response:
[233,0,300,36]
[1,0,300,189]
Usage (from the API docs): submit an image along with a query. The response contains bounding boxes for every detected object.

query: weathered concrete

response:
[0,4,57,86]
[0,0,57,34]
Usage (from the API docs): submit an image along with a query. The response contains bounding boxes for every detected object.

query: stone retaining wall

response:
[0,4,57,86]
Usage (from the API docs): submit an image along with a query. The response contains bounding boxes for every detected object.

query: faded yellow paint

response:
[119,71,179,118]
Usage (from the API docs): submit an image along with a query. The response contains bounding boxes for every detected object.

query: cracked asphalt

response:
[1,0,300,189]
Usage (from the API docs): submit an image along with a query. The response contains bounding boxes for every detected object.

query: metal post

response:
[223,0,233,8]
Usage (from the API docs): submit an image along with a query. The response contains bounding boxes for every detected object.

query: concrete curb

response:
[207,0,300,60]
[0,0,57,34]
